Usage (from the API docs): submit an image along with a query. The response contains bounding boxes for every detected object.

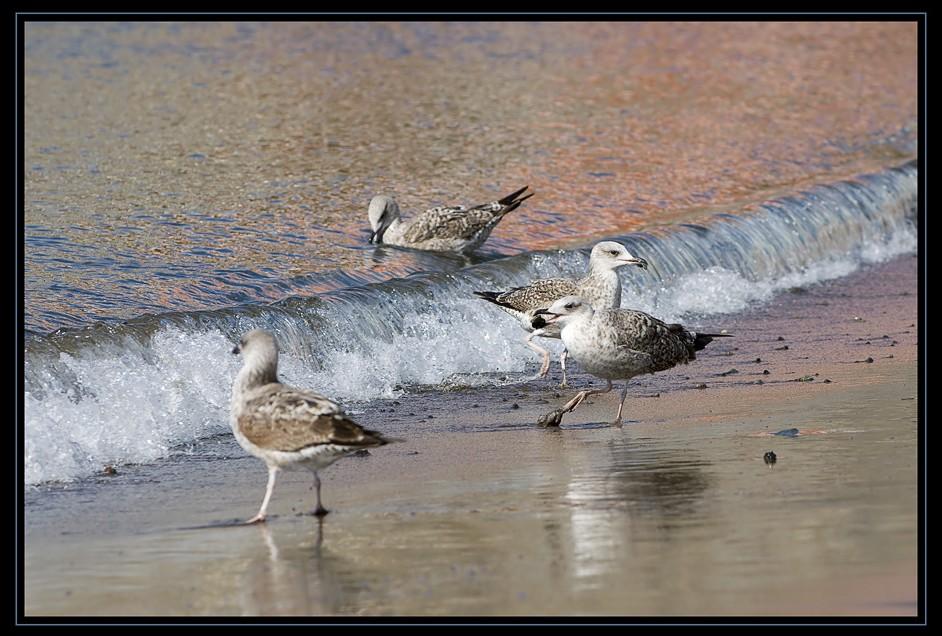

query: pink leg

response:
[561,379,614,414]
[313,471,329,517]
[612,382,630,427]
[246,466,279,524]
[525,330,552,378]
[559,349,570,388]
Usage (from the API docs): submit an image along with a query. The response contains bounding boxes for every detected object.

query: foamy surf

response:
[24,161,917,485]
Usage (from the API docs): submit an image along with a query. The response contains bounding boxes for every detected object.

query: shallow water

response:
[23,161,916,486]
[24,355,917,616]
[22,22,920,617]
[23,255,919,616]
[24,21,917,333]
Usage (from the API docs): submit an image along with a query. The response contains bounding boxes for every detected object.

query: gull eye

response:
[610,250,619,255]
[564,302,574,309]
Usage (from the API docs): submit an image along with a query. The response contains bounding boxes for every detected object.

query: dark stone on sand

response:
[866,357,874,363]
[823,379,832,383]
[774,428,800,438]
[764,451,777,465]
[777,336,785,341]
[775,345,789,350]
[718,368,739,376]
[763,369,770,375]
[353,449,371,457]
[755,358,762,363]
[511,403,520,409]
[795,375,815,382]
[696,383,708,389]
[103,466,117,475]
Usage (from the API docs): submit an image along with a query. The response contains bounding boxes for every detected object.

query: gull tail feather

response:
[498,185,531,206]
[473,290,505,305]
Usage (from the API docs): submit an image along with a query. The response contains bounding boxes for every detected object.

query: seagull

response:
[230,329,392,523]
[474,241,648,386]
[533,295,731,427]
[367,185,533,253]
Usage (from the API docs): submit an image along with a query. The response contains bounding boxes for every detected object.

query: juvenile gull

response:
[474,241,648,386]
[230,329,392,523]
[533,296,730,427]
[368,185,533,253]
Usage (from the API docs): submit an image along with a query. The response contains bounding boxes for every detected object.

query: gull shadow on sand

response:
[176,515,290,531]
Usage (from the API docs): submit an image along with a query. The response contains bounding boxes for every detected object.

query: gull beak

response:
[533,308,561,324]
[231,345,240,355]
[619,256,648,270]
[368,230,377,244]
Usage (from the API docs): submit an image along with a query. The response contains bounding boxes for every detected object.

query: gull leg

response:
[313,471,329,517]
[539,379,615,427]
[525,330,551,378]
[612,382,630,427]
[561,379,614,413]
[246,466,279,524]
[559,349,569,388]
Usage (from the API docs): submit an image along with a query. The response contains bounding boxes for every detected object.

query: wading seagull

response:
[473,242,648,386]
[230,329,392,523]
[368,185,533,253]
[533,296,730,427]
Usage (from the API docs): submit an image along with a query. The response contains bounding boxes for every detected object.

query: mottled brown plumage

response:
[474,241,648,384]
[534,296,730,426]
[229,329,393,522]
[368,186,532,253]
[237,385,387,452]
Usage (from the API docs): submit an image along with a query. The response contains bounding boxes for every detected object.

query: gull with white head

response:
[230,329,393,523]
[474,241,648,386]
[533,295,731,427]
[368,186,533,253]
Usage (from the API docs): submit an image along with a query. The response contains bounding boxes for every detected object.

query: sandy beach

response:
[23,253,918,617]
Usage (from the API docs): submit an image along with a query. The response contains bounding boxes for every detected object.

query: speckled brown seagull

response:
[474,242,648,386]
[230,329,392,523]
[533,296,730,427]
[368,185,533,253]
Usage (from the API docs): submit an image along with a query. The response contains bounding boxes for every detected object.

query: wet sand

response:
[23,254,918,617]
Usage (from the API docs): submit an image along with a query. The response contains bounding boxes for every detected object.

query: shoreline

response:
[24,254,918,617]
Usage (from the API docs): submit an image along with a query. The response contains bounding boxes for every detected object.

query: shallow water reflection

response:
[25,21,917,332]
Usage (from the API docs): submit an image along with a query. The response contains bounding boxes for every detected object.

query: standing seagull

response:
[230,329,392,523]
[473,242,648,386]
[533,296,730,427]
[368,186,533,253]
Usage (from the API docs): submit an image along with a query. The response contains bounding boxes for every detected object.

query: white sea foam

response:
[23,172,918,486]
